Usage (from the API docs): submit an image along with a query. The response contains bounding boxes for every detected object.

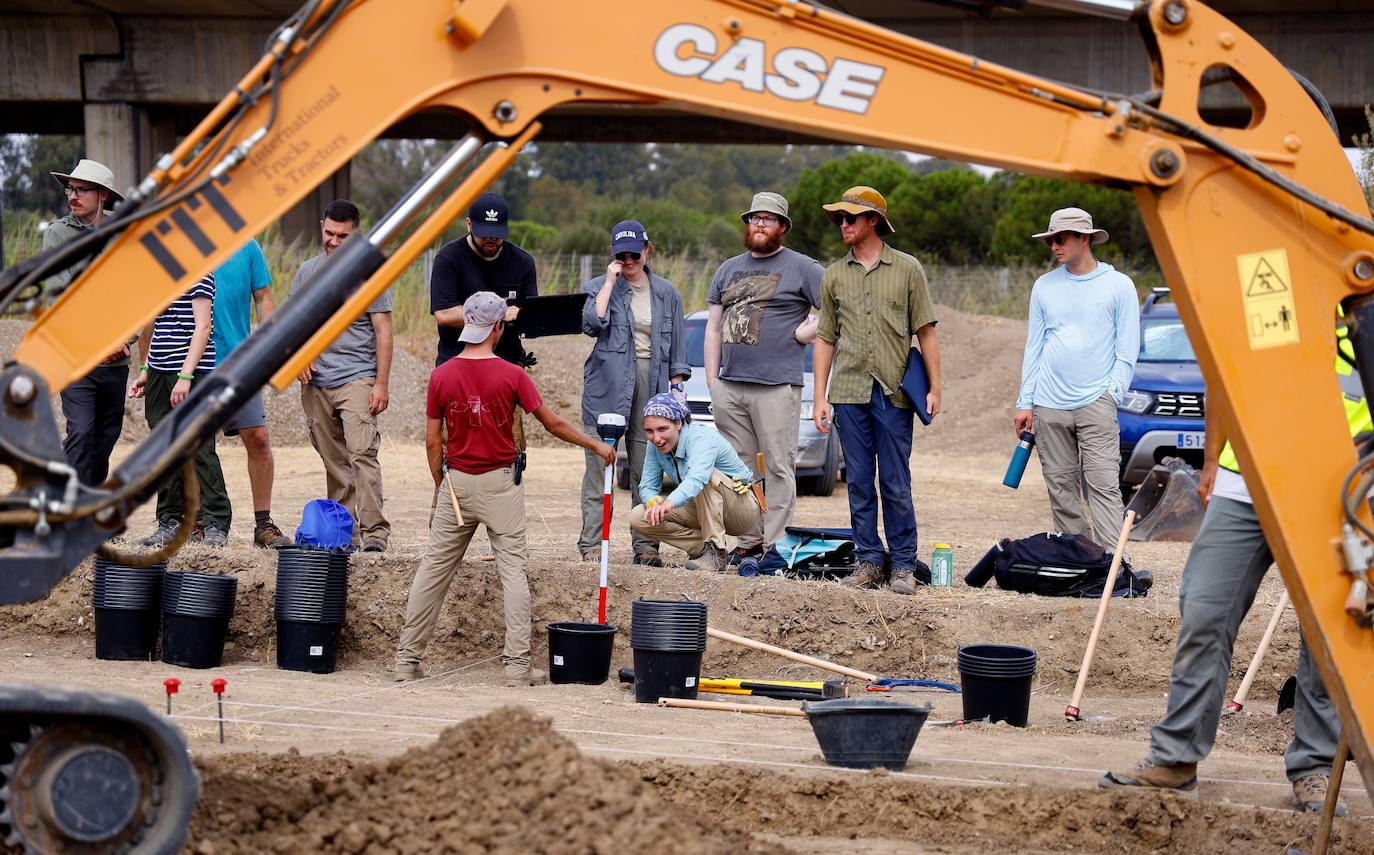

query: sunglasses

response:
[615,251,642,262]
[1048,232,1082,246]
[835,213,869,226]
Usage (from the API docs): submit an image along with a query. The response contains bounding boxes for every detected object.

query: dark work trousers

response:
[60,364,128,486]
[144,369,232,530]
[834,380,917,569]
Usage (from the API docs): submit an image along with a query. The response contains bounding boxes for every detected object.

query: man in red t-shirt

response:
[395,292,614,686]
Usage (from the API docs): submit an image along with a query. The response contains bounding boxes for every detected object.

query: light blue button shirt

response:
[639,422,753,507]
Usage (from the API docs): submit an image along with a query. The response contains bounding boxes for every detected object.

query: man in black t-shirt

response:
[430,192,539,366]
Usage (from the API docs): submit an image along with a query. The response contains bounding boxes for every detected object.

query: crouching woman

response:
[629,394,761,572]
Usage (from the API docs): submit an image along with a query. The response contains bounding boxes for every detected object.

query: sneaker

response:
[139,520,179,548]
[757,546,788,575]
[727,545,764,567]
[1098,759,1199,796]
[632,553,664,567]
[362,538,387,553]
[394,661,426,682]
[890,566,920,595]
[691,543,730,573]
[1291,774,1348,816]
[253,518,289,549]
[503,666,549,687]
[199,524,228,548]
[843,561,884,590]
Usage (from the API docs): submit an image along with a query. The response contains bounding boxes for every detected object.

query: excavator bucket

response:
[1126,458,1205,542]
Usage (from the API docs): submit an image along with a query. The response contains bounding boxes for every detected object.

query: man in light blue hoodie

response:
[1013,208,1139,551]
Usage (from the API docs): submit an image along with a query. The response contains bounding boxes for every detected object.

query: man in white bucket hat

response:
[43,158,130,487]
[1014,207,1139,552]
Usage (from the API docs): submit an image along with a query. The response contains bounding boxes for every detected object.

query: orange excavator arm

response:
[1,0,1373,812]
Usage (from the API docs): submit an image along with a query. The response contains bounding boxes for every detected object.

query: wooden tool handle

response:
[753,452,768,513]
[1230,589,1289,709]
[707,626,878,682]
[444,472,465,527]
[658,697,805,717]
[1066,510,1136,717]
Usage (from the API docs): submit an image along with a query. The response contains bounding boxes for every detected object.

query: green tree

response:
[986,174,1148,266]
[787,151,913,259]
[886,168,991,264]
[0,134,83,216]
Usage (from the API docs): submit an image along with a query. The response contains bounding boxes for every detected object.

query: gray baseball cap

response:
[458,291,507,343]
[740,191,791,232]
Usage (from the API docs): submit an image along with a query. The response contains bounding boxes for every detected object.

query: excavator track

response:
[0,687,197,855]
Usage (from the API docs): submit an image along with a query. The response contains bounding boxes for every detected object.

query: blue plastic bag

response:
[295,499,354,550]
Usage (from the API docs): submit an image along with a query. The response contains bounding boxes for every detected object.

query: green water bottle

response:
[931,543,953,588]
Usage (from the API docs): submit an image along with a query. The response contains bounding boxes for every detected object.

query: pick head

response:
[164,678,180,695]
[211,678,227,695]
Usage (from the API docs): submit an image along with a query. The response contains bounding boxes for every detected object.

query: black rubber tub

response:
[802,698,932,770]
[957,644,1037,727]
[161,572,237,669]
[93,558,166,661]
[547,622,619,685]
[275,547,349,673]
[630,599,707,703]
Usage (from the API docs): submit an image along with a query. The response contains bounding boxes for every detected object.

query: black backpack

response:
[964,532,1148,598]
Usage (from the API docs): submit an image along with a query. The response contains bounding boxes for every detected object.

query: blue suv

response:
[1118,288,1205,488]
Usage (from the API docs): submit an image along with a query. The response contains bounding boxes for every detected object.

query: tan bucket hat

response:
[51,159,123,210]
[1031,207,1108,245]
[822,185,895,235]
[740,191,791,232]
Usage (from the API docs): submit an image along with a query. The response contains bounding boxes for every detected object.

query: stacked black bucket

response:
[629,599,707,703]
[161,571,238,669]
[275,547,349,673]
[93,558,166,661]
[956,644,1038,727]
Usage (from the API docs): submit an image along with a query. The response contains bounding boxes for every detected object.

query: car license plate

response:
[1177,431,1205,449]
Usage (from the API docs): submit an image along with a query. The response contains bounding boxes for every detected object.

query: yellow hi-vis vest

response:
[1219,330,1370,473]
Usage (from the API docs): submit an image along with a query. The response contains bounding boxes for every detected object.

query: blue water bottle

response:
[1003,431,1035,489]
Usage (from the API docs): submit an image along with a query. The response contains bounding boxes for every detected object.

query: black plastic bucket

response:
[93,559,165,661]
[275,547,349,673]
[632,649,704,703]
[547,622,619,685]
[630,599,707,703]
[957,644,1037,727]
[803,698,932,770]
[161,572,236,669]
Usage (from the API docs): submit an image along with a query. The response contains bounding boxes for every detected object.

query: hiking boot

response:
[581,550,600,563]
[503,666,549,688]
[890,566,920,595]
[1098,759,1198,796]
[362,538,387,553]
[757,546,788,576]
[253,518,289,549]
[199,524,229,548]
[691,543,730,573]
[727,544,764,567]
[139,519,179,548]
[394,661,426,682]
[633,553,664,568]
[1291,774,1348,816]
[843,561,884,590]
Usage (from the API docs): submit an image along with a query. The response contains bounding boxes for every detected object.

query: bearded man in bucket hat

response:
[704,191,824,572]
[1014,207,1138,551]
[43,159,132,487]
[812,185,941,596]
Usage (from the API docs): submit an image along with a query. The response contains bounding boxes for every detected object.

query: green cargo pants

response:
[144,369,232,530]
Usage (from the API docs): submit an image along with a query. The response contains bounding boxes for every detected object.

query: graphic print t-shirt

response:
[707,247,824,386]
[426,356,543,475]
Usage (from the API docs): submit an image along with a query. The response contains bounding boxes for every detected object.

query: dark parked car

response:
[1118,288,1205,487]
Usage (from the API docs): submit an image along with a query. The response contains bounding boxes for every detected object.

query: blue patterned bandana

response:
[643,392,690,423]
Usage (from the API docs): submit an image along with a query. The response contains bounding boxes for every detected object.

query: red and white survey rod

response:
[596,413,628,625]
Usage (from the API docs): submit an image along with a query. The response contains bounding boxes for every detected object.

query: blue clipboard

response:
[899,346,934,426]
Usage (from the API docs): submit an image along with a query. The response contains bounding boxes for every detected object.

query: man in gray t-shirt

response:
[287,199,393,551]
[705,192,824,569]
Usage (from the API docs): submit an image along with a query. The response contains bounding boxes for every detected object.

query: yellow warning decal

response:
[1237,249,1299,350]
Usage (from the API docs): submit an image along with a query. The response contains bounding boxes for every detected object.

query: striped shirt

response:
[148,275,216,373]
[817,243,936,407]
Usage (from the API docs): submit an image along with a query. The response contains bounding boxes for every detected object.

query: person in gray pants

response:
[1100,400,1351,815]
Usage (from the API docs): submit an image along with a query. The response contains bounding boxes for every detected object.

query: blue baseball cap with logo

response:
[610,219,649,255]
[468,192,509,239]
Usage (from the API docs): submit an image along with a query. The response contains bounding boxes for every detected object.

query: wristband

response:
[670,382,684,391]
[138,364,149,373]
[175,372,195,381]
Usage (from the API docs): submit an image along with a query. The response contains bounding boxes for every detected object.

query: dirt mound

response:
[190,707,763,854]
[635,760,1373,854]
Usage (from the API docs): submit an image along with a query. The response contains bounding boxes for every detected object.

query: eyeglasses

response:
[63,185,97,198]
[615,251,641,262]
[1048,232,1081,246]
[747,215,781,227]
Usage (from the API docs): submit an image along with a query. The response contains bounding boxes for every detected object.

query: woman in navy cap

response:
[578,220,690,566]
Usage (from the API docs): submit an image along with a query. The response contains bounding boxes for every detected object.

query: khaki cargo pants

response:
[301,379,390,547]
[1033,392,1126,551]
[710,378,802,550]
[395,466,532,674]
[629,470,761,557]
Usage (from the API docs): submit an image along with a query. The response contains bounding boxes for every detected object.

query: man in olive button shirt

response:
[812,186,942,596]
